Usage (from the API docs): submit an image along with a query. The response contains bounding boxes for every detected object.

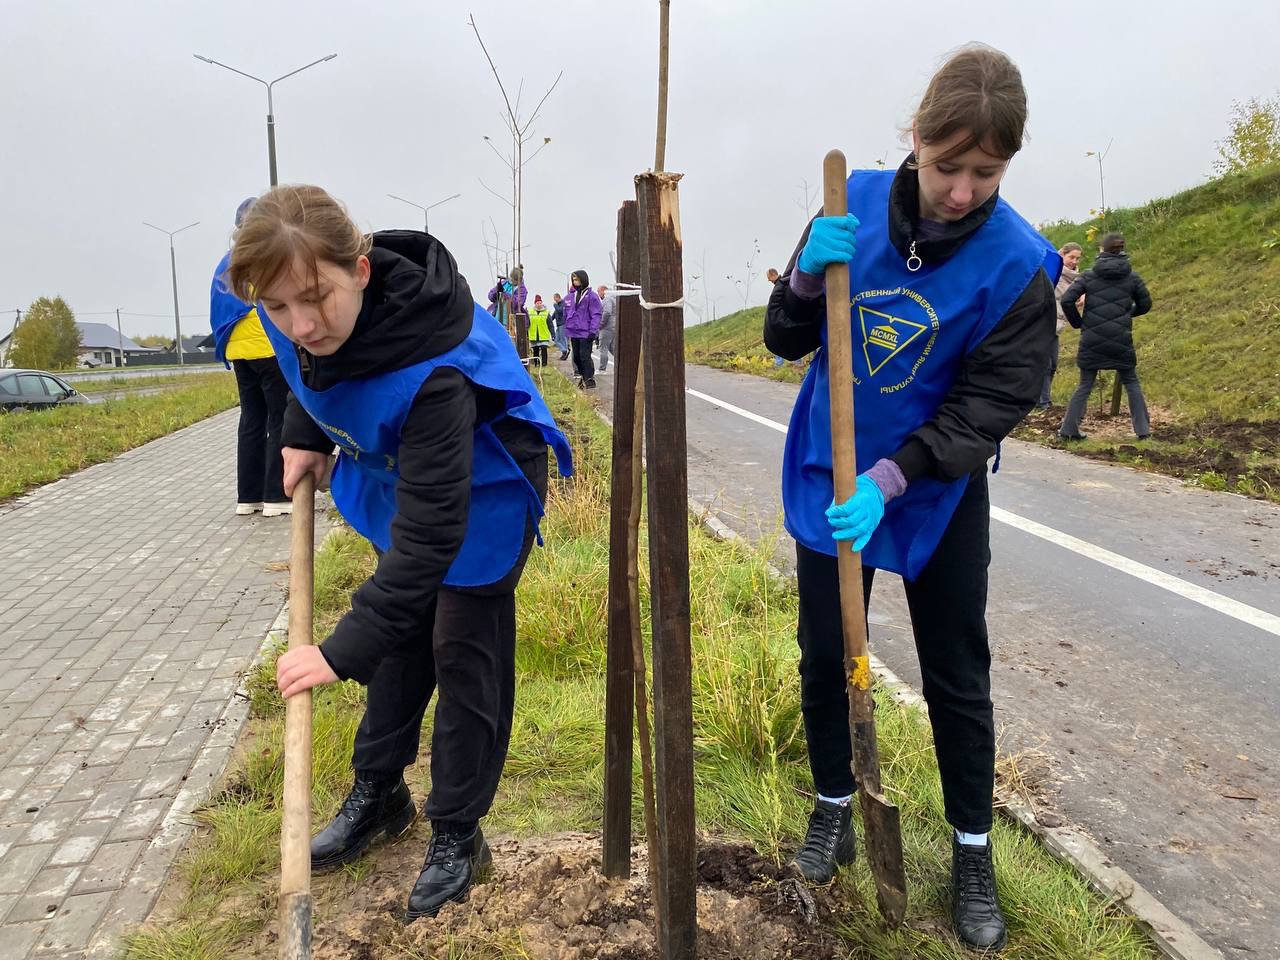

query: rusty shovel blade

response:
[859,788,907,928]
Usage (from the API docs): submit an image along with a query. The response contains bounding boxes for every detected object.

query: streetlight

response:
[1085,140,1113,226]
[386,193,461,234]
[193,53,338,186]
[142,221,199,366]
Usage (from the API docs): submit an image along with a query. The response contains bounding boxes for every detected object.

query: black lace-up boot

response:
[309,773,415,872]
[951,835,1008,951]
[405,823,492,921]
[791,799,857,884]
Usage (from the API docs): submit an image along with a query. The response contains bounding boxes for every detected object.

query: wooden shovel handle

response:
[822,152,875,726]
[281,474,315,899]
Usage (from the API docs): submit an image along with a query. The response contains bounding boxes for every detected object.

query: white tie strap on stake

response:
[608,283,685,311]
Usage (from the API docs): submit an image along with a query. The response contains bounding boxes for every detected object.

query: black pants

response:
[571,337,595,382]
[352,456,548,825]
[232,358,289,504]
[796,473,995,833]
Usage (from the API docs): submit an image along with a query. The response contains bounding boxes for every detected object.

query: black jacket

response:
[764,158,1056,484]
[1061,252,1152,371]
[281,231,546,683]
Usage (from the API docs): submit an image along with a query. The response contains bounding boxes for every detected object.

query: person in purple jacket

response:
[561,269,601,388]
[486,268,527,330]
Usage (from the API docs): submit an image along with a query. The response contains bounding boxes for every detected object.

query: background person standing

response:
[209,197,291,517]
[1038,242,1082,409]
[1057,232,1153,440]
[562,270,601,388]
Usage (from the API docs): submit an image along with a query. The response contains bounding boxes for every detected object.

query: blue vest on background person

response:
[209,251,250,366]
[783,169,1061,580]
[264,302,574,588]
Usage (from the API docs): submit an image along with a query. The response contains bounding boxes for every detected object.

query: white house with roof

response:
[0,321,159,368]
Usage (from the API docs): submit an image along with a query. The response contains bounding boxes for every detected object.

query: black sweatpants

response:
[796,472,995,833]
[352,456,548,826]
[232,357,289,504]
[570,336,595,382]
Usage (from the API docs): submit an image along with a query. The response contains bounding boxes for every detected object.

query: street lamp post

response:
[387,193,461,234]
[1085,140,1113,226]
[142,221,199,366]
[193,53,338,186]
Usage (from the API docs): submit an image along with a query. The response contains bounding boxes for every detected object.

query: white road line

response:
[685,386,1280,639]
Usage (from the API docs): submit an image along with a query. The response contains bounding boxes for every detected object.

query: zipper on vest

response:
[297,345,311,374]
[906,240,923,273]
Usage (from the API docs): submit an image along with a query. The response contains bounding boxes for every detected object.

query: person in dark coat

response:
[1057,232,1153,440]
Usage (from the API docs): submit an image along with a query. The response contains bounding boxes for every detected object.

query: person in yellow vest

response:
[527,294,553,366]
[210,198,292,516]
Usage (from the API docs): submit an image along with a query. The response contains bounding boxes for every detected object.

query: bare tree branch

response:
[468,13,517,127]
[477,177,515,207]
[522,71,563,133]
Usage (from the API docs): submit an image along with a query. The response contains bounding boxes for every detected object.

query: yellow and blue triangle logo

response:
[857,306,928,376]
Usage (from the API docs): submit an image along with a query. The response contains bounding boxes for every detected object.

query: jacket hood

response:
[1092,251,1132,281]
[571,269,590,290]
[304,230,475,386]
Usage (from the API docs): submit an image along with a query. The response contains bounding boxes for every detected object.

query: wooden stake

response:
[635,170,695,960]
[280,474,315,960]
[604,201,642,878]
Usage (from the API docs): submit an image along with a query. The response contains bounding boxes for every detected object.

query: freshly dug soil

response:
[1015,405,1279,497]
[248,831,847,960]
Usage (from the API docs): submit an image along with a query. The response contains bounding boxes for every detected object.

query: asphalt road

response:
[585,358,1279,959]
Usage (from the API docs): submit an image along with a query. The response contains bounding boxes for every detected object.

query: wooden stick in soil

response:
[280,473,315,960]
[627,339,662,925]
[636,169,696,960]
[822,150,907,927]
[604,202,642,878]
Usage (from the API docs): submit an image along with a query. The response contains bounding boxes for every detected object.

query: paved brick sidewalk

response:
[0,409,305,958]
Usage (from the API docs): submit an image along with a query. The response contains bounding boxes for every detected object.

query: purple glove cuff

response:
[788,267,825,300]
[864,458,908,502]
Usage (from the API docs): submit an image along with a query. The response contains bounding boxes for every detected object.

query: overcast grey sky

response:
[1,1,1275,340]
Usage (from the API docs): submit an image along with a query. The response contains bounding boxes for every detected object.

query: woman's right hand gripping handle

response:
[282,447,331,497]
[796,213,860,275]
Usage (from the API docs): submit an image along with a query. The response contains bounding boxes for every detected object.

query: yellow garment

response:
[225,309,275,361]
[527,307,553,344]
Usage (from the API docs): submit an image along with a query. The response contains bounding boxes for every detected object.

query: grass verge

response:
[120,371,1158,959]
[0,373,240,500]
[70,373,226,395]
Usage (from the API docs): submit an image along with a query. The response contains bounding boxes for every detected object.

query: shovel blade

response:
[859,788,907,928]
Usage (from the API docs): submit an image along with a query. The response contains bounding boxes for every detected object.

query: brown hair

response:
[227,185,371,304]
[1101,232,1125,254]
[1058,242,1083,256]
[910,44,1028,167]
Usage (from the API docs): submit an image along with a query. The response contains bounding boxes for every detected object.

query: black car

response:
[0,369,90,412]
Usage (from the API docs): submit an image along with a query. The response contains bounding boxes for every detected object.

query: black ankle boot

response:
[951,835,1007,951]
[405,824,492,921]
[791,799,857,884]
[310,773,416,872]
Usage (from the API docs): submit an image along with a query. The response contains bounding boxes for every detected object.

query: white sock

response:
[956,829,989,847]
[817,793,853,807]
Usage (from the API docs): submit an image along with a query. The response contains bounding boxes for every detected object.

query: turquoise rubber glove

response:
[826,473,886,553]
[502,281,514,295]
[796,214,860,275]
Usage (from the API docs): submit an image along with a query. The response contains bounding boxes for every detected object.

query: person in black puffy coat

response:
[1057,232,1153,439]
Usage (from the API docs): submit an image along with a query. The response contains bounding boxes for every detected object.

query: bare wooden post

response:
[280,475,315,960]
[604,201,642,878]
[1109,374,1123,417]
[635,170,696,960]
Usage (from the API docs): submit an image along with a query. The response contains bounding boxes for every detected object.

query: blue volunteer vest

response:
[783,169,1060,579]
[265,303,574,587]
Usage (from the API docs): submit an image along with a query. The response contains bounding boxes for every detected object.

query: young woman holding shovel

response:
[227,185,572,921]
[766,44,1059,951]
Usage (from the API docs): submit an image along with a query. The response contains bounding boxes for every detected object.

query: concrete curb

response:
[685,491,1224,960]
